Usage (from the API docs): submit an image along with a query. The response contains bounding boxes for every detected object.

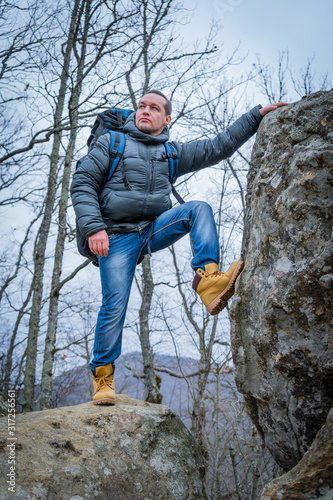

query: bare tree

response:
[7,0,141,411]
[290,55,331,98]
[0,0,61,204]
[21,0,83,412]
[253,50,331,102]
[253,51,289,103]
[39,0,139,410]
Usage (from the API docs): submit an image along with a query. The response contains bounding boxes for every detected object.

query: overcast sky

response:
[183,0,332,102]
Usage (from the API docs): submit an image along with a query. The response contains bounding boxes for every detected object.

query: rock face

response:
[0,395,206,500]
[261,408,333,499]
[230,90,333,472]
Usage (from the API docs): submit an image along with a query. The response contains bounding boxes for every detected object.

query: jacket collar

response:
[123,113,170,143]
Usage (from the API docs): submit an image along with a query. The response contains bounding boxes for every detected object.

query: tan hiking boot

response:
[91,364,115,405]
[192,261,244,315]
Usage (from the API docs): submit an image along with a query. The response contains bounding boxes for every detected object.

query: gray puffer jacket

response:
[70,106,262,237]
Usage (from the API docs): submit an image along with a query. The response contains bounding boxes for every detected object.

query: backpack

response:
[75,107,183,266]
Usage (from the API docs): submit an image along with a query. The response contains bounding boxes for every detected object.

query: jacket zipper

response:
[148,146,155,193]
[140,148,151,217]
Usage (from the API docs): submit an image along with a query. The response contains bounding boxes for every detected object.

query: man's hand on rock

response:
[259,102,289,117]
[88,229,109,257]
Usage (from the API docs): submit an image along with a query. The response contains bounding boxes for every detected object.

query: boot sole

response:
[207,261,244,316]
[93,398,115,405]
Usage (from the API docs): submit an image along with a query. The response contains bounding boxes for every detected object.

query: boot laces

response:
[96,375,114,391]
[209,270,224,278]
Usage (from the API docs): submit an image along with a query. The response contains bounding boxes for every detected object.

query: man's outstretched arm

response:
[175,102,289,178]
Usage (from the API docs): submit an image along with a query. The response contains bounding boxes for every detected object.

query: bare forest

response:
[0,0,330,498]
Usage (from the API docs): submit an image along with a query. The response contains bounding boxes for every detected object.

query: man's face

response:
[136,93,171,136]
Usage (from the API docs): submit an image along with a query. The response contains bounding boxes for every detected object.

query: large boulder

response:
[230,90,333,471]
[0,395,206,499]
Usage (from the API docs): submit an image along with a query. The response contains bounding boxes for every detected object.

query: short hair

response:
[144,89,172,116]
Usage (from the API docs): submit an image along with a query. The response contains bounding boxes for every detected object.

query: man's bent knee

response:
[187,200,214,216]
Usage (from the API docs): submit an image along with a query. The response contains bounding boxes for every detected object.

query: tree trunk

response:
[139,257,162,404]
[22,0,82,413]
[40,0,90,410]
[190,355,208,458]
[3,285,33,394]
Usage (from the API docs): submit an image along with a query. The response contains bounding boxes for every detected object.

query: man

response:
[71,90,287,404]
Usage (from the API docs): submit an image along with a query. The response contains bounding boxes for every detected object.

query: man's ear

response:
[164,115,172,126]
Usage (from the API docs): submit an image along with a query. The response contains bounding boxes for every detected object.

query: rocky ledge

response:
[0,395,206,500]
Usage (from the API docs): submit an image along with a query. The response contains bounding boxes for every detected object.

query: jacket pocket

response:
[108,233,118,242]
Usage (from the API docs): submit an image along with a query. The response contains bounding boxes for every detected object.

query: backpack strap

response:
[164,142,185,205]
[164,142,179,183]
[171,185,185,205]
[108,130,131,190]
[108,130,125,178]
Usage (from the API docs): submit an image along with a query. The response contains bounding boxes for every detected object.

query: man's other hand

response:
[259,102,289,117]
[88,229,109,257]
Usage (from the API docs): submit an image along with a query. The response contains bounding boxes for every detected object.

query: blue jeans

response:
[89,201,219,371]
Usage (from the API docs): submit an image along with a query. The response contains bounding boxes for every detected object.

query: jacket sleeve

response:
[175,106,262,178]
[70,134,110,237]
